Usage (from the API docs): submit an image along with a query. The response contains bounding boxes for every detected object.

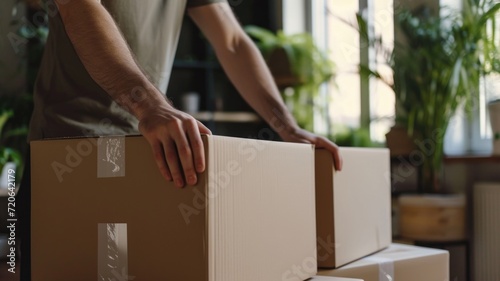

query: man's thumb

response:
[197,121,212,135]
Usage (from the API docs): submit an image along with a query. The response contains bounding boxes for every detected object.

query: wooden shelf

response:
[168,0,278,136]
[191,111,262,123]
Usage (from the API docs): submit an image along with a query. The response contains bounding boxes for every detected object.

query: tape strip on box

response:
[98,223,129,281]
[97,136,125,178]
[364,256,395,281]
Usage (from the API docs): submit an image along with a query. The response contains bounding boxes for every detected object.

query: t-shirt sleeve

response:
[187,0,227,8]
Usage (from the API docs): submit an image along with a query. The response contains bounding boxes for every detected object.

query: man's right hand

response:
[54,0,211,188]
[138,105,212,188]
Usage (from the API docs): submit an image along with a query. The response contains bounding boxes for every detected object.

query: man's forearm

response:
[55,0,167,120]
[188,3,299,136]
[213,34,299,135]
[188,3,343,170]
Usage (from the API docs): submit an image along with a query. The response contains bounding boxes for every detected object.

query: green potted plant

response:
[244,26,335,131]
[0,0,48,182]
[329,126,379,148]
[354,0,500,243]
[358,0,500,192]
[0,109,24,184]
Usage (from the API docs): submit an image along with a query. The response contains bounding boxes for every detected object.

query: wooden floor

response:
[0,261,20,281]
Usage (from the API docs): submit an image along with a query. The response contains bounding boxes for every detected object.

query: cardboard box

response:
[318,243,449,281]
[31,135,317,281]
[315,147,392,268]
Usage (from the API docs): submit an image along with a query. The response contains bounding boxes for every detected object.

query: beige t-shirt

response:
[29,0,225,140]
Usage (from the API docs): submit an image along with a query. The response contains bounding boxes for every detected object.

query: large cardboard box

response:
[318,243,449,281]
[315,147,392,268]
[31,135,317,281]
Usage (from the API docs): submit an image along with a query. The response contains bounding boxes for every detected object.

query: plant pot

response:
[488,100,500,155]
[398,194,466,242]
[385,125,416,156]
[267,48,302,89]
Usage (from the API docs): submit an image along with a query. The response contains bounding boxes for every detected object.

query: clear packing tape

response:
[97,137,128,280]
[364,256,395,281]
[97,136,126,178]
[98,223,129,281]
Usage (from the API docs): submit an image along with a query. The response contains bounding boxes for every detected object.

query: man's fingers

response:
[171,126,198,187]
[148,140,172,181]
[197,120,212,135]
[186,121,207,174]
[139,107,211,187]
[316,137,343,171]
[332,149,343,171]
[163,139,185,188]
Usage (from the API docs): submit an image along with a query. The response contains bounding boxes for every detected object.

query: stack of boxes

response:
[314,147,449,281]
[30,135,448,280]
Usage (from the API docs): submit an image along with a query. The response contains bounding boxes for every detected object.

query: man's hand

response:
[55,0,211,187]
[139,105,212,188]
[279,127,343,171]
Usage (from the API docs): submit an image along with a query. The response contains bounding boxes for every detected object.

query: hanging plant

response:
[244,26,336,131]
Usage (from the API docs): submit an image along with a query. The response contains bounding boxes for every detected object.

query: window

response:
[470,9,500,154]
[370,0,395,142]
[311,0,395,143]
[470,73,500,153]
[310,0,497,154]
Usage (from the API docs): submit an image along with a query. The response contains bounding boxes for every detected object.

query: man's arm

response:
[55,0,211,187]
[188,3,342,170]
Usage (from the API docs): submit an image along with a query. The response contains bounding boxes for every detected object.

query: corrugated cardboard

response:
[31,135,317,281]
[315,147,392,268]
[318,243,449,281]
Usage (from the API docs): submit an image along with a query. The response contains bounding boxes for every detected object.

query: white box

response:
[315,147,392,268]
[318,243,449,281]
[31,135,317,281]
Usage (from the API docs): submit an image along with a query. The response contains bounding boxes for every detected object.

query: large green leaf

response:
[0,147,22,168]
[244,25,336,131]
[0,110,14,137]
[244,25,277,45]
